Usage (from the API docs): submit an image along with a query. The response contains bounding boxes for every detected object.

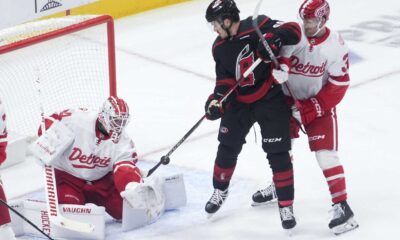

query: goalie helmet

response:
[98,96,130,143]
[205,0,240,23]
[299,0,330,21]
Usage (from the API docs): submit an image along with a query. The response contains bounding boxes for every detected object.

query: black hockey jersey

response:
[211,15,300,103]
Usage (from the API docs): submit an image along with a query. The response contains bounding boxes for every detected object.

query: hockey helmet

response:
[205,0,240,23]
[299,0,330,21]
[98,96,130,142]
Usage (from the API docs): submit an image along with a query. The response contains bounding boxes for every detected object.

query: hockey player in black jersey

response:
[203,0,301,230]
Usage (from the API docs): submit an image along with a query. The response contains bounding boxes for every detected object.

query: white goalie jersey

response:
[36,108,138,182]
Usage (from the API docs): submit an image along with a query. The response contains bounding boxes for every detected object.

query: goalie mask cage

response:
[0,15,117,138]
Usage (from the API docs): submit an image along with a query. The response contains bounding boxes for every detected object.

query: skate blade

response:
[207,213,215,219]
[251,199,278,207]
[284,228,295,237]
[332,217,359,235]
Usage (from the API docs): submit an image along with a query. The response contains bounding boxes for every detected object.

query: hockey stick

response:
[251,0,301,108]
[252,0,306,133]
[34,71,95,233]
[0,199,54,240]
[146,58,263,177]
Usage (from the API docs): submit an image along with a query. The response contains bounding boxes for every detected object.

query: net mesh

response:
[0,15,113,137]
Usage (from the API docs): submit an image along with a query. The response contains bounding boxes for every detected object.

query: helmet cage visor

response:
[99,97,130,142]
[108,113,130,134]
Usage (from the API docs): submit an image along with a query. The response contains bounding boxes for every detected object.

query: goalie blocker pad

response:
[9,199,105,239]
[29,120,74,165]
[122,173,187,231]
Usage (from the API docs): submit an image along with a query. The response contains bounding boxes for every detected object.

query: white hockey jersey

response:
[43,108,138,182]
[280,24,350,108]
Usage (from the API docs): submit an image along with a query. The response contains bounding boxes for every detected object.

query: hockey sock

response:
[323,165,347,203]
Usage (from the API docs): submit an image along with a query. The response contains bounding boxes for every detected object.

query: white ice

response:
[2,0,400,239]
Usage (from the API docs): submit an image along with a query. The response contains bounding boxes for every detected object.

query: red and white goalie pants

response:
[54,169,125,220]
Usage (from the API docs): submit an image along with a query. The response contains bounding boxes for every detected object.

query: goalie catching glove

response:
[120,178,165,219]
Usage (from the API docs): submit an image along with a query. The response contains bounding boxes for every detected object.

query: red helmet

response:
[299,0,330,20]
[98,96,130,142]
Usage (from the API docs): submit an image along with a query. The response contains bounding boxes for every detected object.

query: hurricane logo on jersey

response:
[235,44,256,87]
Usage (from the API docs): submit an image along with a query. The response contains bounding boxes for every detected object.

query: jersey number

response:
[342,53,349,73]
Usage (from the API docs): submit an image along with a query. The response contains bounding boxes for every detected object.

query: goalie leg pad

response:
[10,199,105,239]
[8,200,24,237]
[163,173,187,210]
[0,223,16,240]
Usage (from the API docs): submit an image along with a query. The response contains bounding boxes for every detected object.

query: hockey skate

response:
[205,188,228,218]
[279,205,296,232]
[329,201,359,235]
[251,183,277,206]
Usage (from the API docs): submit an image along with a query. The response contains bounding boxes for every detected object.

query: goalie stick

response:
[34,71,95,233]
[146,58,262,177]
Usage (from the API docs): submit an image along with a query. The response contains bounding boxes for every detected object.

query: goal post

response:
[0,15,117,168]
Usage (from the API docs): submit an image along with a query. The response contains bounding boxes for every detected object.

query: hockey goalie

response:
[23,96,186,239]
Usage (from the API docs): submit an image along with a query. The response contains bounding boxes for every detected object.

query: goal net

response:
[0,15,117,139]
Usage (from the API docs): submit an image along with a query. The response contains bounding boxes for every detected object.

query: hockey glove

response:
[29,120,74,166]
[272,64,289,84]
[257,32,282,62]
[292,98,325,126]
[121,179,165,219]
[205,94,224,120]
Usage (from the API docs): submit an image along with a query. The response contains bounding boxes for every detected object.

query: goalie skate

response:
[251,183,277,206]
